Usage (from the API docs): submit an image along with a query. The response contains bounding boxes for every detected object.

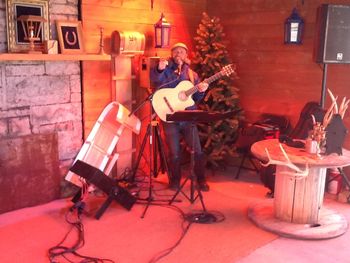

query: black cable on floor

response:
[48,203,115,263]
[147,204,192,263]
[140,197,226,262]
[148,220,192,263]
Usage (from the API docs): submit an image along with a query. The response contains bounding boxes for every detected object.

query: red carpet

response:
[0,171,277,263]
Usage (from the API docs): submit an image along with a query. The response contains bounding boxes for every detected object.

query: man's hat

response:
[171,42,188,52]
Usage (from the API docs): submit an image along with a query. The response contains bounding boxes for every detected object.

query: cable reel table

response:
[249,139,350,239]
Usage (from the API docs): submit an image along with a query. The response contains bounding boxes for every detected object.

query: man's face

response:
[171,47,187,65]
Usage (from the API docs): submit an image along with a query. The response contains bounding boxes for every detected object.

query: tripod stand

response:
[130,118,169,182]
[130,94,172,218]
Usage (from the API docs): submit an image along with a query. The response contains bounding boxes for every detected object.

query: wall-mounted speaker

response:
[314,4,350,64]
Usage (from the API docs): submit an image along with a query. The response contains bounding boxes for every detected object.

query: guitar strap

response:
[188,68,195,84]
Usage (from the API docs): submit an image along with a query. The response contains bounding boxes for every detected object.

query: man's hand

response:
[158,58,168,71]
[197,82,209,92]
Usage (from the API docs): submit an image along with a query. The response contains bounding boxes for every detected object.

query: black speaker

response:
[314,4,350,64]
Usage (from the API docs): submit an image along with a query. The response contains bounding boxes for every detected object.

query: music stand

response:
[70,160,136,219]
[167,110,238,223]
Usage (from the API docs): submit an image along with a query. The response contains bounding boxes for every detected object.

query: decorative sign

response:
[56,20,84,54]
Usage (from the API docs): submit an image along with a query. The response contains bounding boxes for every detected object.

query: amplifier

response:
[253,124,280,139]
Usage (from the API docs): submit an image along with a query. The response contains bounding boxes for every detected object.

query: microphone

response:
[177,63,182,75]
[161,57,188,75]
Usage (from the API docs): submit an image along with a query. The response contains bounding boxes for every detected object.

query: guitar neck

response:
[185,71,225,97]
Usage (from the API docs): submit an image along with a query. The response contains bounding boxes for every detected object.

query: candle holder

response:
[99,27,105,55]
[17,15,47,53]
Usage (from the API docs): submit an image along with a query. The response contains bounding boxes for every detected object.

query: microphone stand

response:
[129,76,178,182]
[128,92,153,119]
[127,60,181,120]
[129,76,181,218]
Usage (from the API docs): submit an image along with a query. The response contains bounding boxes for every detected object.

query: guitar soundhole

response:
[178,91,188,101]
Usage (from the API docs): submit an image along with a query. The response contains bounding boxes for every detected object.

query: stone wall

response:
[0,0,83,212]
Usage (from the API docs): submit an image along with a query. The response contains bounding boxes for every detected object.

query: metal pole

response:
[320,63,328,108]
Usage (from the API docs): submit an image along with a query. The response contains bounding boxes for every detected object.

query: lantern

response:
[284,8,304,44]
[17,15,47,53]
[154,13,171,48]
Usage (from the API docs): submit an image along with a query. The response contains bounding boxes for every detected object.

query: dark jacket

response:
[150,61,205,109]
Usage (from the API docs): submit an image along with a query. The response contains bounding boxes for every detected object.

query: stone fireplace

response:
[0,0,83,213]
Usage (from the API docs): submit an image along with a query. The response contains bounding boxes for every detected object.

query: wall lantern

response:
[17,15,47,53]
[154,13,171,48]
[284,8,304,44]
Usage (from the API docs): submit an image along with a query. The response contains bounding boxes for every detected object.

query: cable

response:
[146,204,192,263]
[141,202,225,262]
[148,220,192,263]
[48,205,115,263]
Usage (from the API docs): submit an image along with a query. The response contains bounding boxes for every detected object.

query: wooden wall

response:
[81,0,207,136]
[208,0,350,147]
[81,0,350,149]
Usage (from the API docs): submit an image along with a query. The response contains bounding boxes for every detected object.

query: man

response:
[150,42,210,191]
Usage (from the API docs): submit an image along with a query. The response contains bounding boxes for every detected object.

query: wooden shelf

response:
[0,53,111,61]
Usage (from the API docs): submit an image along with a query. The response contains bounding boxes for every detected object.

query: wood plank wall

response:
[81,0,350,149]
[81,0,206,137]
[208,0,350,148]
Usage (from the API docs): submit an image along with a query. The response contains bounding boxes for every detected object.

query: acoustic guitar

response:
[152,64,235,122]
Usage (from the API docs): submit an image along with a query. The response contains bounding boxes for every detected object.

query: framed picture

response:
[6,0,50,53]
[56,21,85,54]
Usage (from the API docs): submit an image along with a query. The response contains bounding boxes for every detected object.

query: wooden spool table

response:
[248,139,350,239]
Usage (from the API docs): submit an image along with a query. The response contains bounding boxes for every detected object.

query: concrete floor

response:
[1,167,350,262]
[239,198,350,263]
[237,169,350,263]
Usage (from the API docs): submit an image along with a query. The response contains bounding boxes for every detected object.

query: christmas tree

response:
[192,12,243,168]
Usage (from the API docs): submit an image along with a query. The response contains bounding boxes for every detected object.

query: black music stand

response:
[167,110,238,223]
[70,160,136,219]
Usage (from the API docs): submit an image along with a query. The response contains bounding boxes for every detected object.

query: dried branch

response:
[339,96,350,119]
[323,96,337,128]
[327,89,338,114]
[261,143,309,178]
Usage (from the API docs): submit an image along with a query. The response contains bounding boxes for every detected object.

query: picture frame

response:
[56,21,85,54]
[6,0,50,53]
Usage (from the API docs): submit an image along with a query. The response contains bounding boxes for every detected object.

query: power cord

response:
[148,220,192,263]
[145,203,226,263]
[147,204,192,263]
[48,203,115,263]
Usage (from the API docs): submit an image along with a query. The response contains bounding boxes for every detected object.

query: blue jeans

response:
[162,121,206,184]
